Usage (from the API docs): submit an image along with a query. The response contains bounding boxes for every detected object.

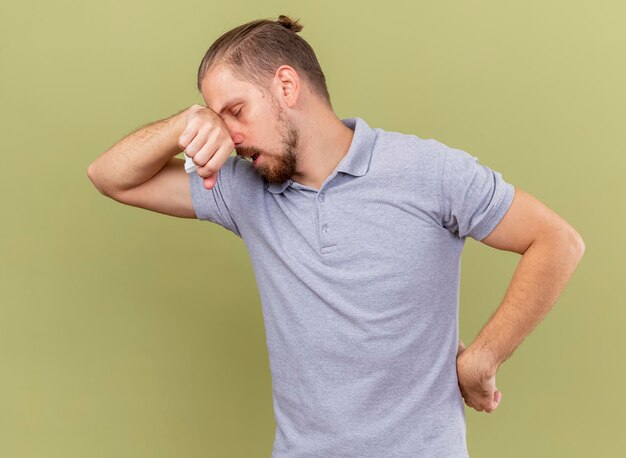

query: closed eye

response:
[233,107,243,117]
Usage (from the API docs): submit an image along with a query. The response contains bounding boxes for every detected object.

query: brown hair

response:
[196,14,332,108]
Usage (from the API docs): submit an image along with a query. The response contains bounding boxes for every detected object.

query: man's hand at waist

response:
[456,339,502,413]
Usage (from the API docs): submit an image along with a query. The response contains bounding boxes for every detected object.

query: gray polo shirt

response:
[188,116,515,457]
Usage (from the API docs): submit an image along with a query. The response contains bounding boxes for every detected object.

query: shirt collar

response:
[265,116,376,194]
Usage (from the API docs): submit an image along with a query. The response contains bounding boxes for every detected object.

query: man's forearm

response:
[469,230,585,373]
[87,106,190,195]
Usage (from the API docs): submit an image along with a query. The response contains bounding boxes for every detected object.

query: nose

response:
[230,132,243,144]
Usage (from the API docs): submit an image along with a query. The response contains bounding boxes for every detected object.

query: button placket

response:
[316,190,336,253]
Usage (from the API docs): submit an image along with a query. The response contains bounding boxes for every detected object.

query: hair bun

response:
[276,15,303,33]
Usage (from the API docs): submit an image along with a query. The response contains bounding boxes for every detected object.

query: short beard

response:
[257,96,299,184]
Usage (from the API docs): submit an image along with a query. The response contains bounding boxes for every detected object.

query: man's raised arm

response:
[86,105,235,219]
[87,107,191,196]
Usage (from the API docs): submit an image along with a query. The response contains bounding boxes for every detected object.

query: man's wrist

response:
[465,340,502,375]
[169,106,193,149]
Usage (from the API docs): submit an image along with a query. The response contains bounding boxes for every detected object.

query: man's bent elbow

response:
[563,229,585,262]
[548,224,586,257]
[574,233,585,257]
[87,163,112,197]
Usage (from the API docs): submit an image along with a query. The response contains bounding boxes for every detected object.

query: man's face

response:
[201,65,300,184]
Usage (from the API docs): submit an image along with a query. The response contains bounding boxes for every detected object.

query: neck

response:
[290,110,355,191]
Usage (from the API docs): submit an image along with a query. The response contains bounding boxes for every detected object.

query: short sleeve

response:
[188,155,242,238]
[440,147,515,241]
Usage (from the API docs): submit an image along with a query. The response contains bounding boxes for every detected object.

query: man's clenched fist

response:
[456,339,502,413]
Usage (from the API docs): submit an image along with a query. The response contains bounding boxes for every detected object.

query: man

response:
[87,14,585,458]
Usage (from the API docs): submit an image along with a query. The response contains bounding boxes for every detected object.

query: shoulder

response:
[218,154,265,190]
[370,127,448,186]
[374,128,446,164]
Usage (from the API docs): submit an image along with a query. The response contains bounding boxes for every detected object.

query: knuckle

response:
[193,154,206,167]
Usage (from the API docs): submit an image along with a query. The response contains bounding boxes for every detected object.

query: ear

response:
[274,65,300,108]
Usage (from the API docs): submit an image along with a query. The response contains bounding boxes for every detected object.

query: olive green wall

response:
[0,1,621,456]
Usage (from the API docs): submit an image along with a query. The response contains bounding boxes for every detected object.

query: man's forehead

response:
[202,67,270,115]
[203,84,253,116]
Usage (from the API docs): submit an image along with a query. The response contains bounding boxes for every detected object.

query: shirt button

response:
[321,224,329,233]
[319,193,325,202]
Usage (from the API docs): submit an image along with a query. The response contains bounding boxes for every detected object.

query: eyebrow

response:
[215,97,245,116]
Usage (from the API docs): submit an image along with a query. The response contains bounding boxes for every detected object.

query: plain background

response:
[1,1,622,456]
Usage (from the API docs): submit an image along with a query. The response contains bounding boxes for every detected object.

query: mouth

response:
[239,152,260,164]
